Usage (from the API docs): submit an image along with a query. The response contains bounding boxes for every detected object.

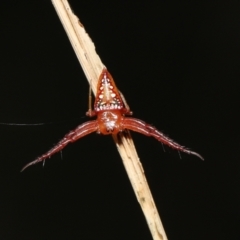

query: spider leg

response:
[21,120,98,171]
[123,117,204,160]
[119,90,133,115]
[86,80,96,117]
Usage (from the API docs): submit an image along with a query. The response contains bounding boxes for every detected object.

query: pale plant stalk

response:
[51,0,168,239]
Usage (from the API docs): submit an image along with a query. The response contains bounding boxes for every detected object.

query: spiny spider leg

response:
[123,117,204,160]
[21,120,98,171]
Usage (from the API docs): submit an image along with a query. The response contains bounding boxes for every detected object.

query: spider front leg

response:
[119,90,133,115]
[123,117,204,160]
[86,81,97,117]
[21,120,98,171]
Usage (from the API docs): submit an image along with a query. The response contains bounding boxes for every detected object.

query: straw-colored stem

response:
[51,1,168,239]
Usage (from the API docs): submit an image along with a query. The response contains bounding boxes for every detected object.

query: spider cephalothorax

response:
[22,68,203,171]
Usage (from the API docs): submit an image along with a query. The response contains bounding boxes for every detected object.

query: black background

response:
[1,1,240,239]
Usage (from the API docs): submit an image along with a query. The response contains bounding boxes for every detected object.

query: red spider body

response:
[86,69,129,134]
[22,69,203,171]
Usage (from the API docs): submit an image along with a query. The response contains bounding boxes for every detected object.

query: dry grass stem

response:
[51,0,168,239]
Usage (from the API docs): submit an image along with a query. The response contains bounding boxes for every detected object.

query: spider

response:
[21,68,203,171]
